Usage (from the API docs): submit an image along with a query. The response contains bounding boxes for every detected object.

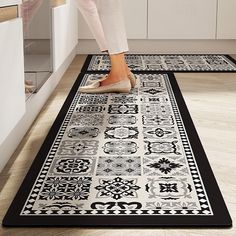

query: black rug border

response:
[80,54,236,73]
[2,70,232,228]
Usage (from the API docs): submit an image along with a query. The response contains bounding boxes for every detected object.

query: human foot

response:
[79,77,131,94]
[125,64,132,75]
[100,70,129,87]
[100,67,137,88]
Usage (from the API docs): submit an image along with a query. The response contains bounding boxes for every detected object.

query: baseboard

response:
[77,39,236,54]
[0,45,77,173]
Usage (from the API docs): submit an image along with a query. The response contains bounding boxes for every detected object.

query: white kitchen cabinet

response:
[122,0,147,39]
[148,0,217,39]
[77,6,92,39]
[0,18,25,145]
[0,0,21,7]
[217,0,236,39]
[52,0,78,71]
[78,0,147,39]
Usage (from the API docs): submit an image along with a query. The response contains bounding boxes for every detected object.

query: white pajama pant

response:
[75,0,129,54]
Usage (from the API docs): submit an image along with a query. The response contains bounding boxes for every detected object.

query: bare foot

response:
[100,68,130,86]
[125,64,132,75]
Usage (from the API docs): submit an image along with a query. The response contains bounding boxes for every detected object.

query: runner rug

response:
[81,54,236,72]
[3,69,232,227]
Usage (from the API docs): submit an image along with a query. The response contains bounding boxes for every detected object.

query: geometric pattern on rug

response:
[96,156,141,176]
[85,54,236,72]
[19,73,213,216]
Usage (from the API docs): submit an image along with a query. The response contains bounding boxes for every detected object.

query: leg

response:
[100,52,130,86]
[76,0,133,88]
[75,0,108,52]
[97,0,129,55]
[96,0,131,86]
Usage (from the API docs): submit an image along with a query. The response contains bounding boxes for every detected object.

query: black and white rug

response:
[81,54,236,72]
[3,61,232,227]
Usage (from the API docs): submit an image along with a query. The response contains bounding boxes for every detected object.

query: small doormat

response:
[81,54,236,72]
[3,71,232,227]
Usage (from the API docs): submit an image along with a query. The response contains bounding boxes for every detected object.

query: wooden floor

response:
[0,54,236,235]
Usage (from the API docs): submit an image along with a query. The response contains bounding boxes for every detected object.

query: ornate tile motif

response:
[57,140,99,156]
[145,177,193,200]
[50,156,96,176]
[102,140,138,155]
[37,202,84,211]
[144,140,182,155]
[140,96,169,104]
[104,126,139,139]
[147,158,183,174]
[108,115,137,125]
[145,201,198,210]
[142,126,177,139]
[70,113,104,126]
[108,104,138,114]
[96,156,141,176]
[143,156,188,176]
[110,94,138,104]
[142,114,175,126]
[90,201,142,210]
[78,95,108,104]
[67,127,100,139]
[39,177,92,201]
[19,73,213,217]
[76,105,105,113]
[95,177,141,200]
[140,104,172,116]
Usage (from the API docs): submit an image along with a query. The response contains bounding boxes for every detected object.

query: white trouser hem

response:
[75,0,129,55]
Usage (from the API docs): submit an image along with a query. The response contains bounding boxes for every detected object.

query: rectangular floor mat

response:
[81,54,236,73]
[3,70,232,227]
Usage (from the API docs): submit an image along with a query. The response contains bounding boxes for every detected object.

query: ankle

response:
[126,67,131,74]
[109,69,128,78]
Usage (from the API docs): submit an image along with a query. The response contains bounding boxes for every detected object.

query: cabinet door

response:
[122,0,147,39]
[77,2,93,39]
[0,0,22,7]
[78,0,147,39]
[52,0,78,71]
[217,0,236,39]
[0,18,25,145]
[148,0,217,39]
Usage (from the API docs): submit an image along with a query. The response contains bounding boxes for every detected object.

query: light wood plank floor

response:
[1,54,236,236]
